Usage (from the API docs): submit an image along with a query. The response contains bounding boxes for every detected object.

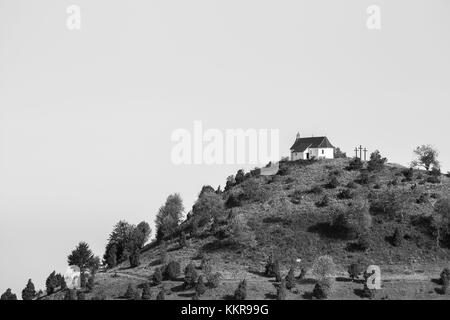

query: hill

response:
[42,158,450,300]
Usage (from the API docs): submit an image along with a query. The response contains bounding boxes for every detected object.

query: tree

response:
[285,268,296,290]
[277,279,287,300]
[124,284,139,300]
[156,289,165,300]
[134,221,152,248]
[235,169,245,184]
[155,194,184,241]
[153,267,163,285]
[392,227,403,247]
[367,150,387,172]
[22,279,36,300]
[192,192,225,228]
[86,275,95,292]
[312,278,334,299]
[184,263,199,289]
[229,214,256,248]
[103,220,135,266]
[334,147,347,158]
[234,279,247,300]
[68,242,95,272]
[348,262,365,281]
[312,256,336,281]
[1,288,17,300]
[433,197,450,248]
[45,271,59,295]
[142,283,152,300]
[195,276,207,296]
[77,291,86,300]
[164,261,181,280]
[412,145,439,171]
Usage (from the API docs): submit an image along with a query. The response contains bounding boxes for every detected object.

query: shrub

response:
[124,284,139,300]
[156,289,165,300]
[225,193,242,209]
[348,262,365,281]
[207,272,222,288]
[367,150,387,172]
[164,261,181,280]
[159,242,168,265]
[141,283,152,300]
[309,185,324,194]
[442,278,449,295]
[229,214,257,248]
[297,268,307,280]
[337,188,353,200]
[316,195,330,208]
[184,263,199,289]
[67,242,96,272]
[155,194,184,241]
[129,250,140,268]
[347,158,363,171]
[334,147,347,158]
[21,279,36,300]
[86,275,95,292]
[347,181,357,189]
[326,176,339,189]
[277,279,287,300]
[392,228,403,247]
[45,271,59,295]
[312,256,336,281]
[440,268,450,285]
[356,170,371,185]
[285,268,296,290]
[1,288,17,300]
[77,291,86,300]
[179,232,189,248]
[411,145,439,171]
[234,280,247,300]
[312,278,334,299]
[264,255,277,277]
[402,168,414,181]
[360,283,376,299]
[356,233,371,251]
[64,289,77,300]
[195,276,207,296]
[426,176,440,184]
[332,202,372,240]
[369,190,407,220]
[153,267,163,285]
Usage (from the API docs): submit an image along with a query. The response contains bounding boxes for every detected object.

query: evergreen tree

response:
[1,288,17,300]
[21,279,36,300]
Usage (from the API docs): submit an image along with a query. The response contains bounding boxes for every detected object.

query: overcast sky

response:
[1,0,449,296]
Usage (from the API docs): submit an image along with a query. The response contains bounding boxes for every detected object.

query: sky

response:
[1,0,449,297]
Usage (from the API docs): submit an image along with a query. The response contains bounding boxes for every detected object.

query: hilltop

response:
[40,157,450,300]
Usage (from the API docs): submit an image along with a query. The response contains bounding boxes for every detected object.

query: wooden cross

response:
[359,145,363,159]
[363,148,368,161]
[354,147,359,158]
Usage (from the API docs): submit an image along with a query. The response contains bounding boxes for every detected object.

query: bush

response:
[426,176,440,184]
[360,283,376,299]
[316,195,330,208]
[86,275,95,292]
[369,190,407,220]
[312,256,336,281]
[141,283,152,300]
[356,170,371,185]
[277,279,287,300]
[392,228,403,247]
[156,289,165,300]
[195,276,207,296]
[367,150,387,172]
[153,267,163,285]
[440,268,450,285]
[356,233,371,251]
[77,291,86,300]
[347,158,363,171]
[129,250,140,268]
[312,278,334,299]
[179,232,189,248]
[45,271,59,295]
[124,284,139,300]
[164,261,181,280]
[348,262,365,281]
[184,263,199,289]
[309,185,324,195]
[337,188,353,200]
[225,194,242,209]
[285,268,296,290]
[207,272,222,288]
[159,242,168,265]
[22,279,36,300]
[402,168,414,181]
[347,181,357,189]
[234,280,247,300]
[1,288,17,300]
[326,176,339,189]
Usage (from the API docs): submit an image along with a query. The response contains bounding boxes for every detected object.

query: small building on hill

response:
[290,133,335,161]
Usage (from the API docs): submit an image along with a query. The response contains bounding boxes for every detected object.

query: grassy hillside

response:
[42,158,450,300]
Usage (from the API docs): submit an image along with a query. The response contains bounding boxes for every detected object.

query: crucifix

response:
[354,147,359,158]
[359,145,363,160]
[363,148,368,161]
